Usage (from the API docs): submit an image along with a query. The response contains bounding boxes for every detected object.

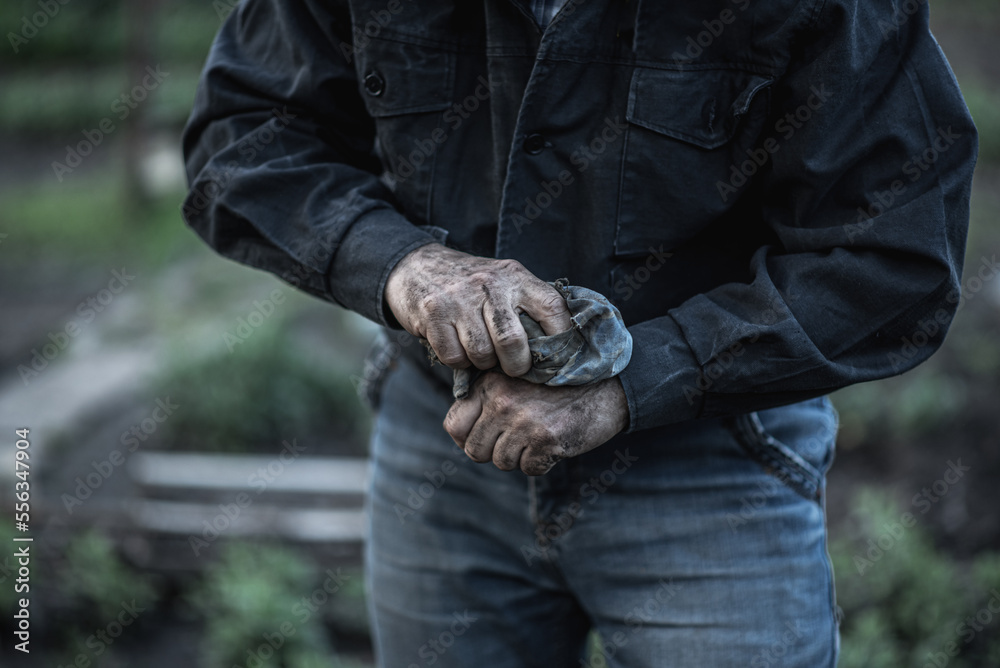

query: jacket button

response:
[364,71,385,97]
[522,133,546,155]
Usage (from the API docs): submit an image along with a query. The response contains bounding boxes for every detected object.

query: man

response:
[182,0,976,665]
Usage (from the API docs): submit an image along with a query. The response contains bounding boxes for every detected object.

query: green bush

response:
[0,0,218,65]
[831,489,1000,667]
[155,325,370,454]
[962,80,1000,166]
[59,530,158,621]
[187,541,367,668]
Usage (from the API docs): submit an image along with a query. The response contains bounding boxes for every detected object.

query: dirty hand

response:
[384,243,572,376]
[444,371,629,476]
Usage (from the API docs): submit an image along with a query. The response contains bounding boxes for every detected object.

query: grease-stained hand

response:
[384,243,572,377]
[444,372,630,476]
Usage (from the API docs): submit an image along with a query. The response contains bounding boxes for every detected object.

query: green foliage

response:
[60,530,158,621]
[0,176,193,264]
[962,79,1000,166]
[832,368,967,448]
[0,65,202,133]
[831,489,1000,668]
[187,541,356,668]
[0,0,219,65]
[0,0,125,63]
[156,325,369,454]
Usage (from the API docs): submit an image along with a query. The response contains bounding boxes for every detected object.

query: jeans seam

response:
[731,412,824,503]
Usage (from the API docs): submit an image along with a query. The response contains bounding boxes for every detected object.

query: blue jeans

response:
[365,355,841,667]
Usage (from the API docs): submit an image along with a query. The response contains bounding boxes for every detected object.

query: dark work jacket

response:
[182,0,977,433]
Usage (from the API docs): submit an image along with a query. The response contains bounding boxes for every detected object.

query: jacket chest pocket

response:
[354,37,455,225]
[614,67,773,258]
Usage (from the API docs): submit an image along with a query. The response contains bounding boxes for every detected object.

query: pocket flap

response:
[626,67,773,149]
[355,38,454,118]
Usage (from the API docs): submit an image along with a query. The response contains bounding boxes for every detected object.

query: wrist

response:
[384,242,444,327]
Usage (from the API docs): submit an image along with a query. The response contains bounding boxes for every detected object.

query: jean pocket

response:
[614,67,773,258]
[728,396,839,503]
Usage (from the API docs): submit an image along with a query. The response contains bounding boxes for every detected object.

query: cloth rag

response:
[421,279,633,400]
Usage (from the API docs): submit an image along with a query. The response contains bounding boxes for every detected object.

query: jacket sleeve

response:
[181,0,439,325]
[616,0,978,432]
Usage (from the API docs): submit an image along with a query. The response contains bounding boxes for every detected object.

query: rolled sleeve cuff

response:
[617,315,704,433]
[324,207,440,327]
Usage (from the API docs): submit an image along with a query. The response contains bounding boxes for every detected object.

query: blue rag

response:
[430,279,633,400]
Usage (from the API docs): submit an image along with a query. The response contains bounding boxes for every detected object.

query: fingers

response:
[482,299,531,376]
[443,388,483,447]
[426,321,470,368]
[445,375,563,474]
[518,281,572,335]
[456,314,500,370]
[463,414,503,464]
[492,431,525,471]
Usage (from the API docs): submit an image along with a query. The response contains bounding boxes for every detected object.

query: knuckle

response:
[465,446,491,464]
[465,339,495,362]
[536,292,569,317]
[496,335,528,357]
[468,271,492,287]
[417,293,441,314]
[440,353,468,367]
[493,329,526,350]
[490,392,514,414]
[435,345,467,366]
[492,449,517,471]
[496,258,525,275]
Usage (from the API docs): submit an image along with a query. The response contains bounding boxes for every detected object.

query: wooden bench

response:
[121,451,370,570]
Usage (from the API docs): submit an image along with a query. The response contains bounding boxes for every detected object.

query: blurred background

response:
[0,0,998,666]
